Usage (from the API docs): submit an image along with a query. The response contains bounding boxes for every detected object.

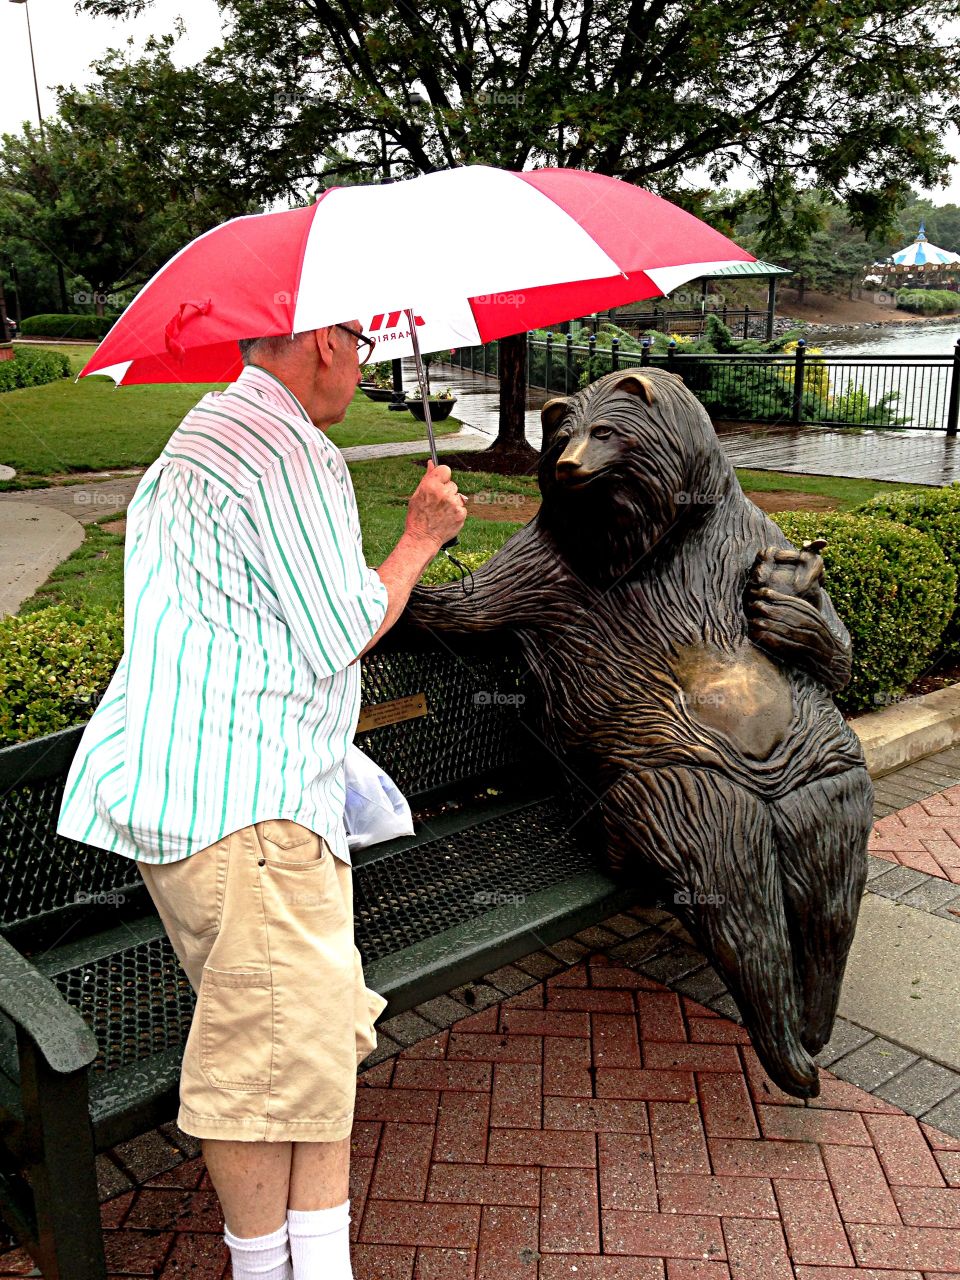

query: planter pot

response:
[407,398,457,422]
[362,386,398,402]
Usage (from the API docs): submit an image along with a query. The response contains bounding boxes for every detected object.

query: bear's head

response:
[536,366,736,584]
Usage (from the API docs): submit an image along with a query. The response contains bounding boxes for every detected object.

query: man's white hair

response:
[237,333,303,364]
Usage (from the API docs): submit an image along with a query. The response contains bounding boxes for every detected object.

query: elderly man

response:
[57,322,466,1280]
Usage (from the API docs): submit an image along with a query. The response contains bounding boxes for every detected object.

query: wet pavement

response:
[4,764,960,1279]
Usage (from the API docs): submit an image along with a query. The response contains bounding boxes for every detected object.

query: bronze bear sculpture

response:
[405,366,872,1099]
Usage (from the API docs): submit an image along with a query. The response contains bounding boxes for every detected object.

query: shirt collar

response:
[231,364,312,423]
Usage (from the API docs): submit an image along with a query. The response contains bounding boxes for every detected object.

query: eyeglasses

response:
[332,323,376,366]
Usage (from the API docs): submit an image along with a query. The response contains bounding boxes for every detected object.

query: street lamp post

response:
[9,0,44,144]
[10,0,69,312]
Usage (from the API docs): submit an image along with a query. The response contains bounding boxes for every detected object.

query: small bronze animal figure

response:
[405,367,872,1098]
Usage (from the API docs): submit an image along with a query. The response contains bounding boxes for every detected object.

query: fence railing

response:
[593,306,769,341]
[445,336,960,433]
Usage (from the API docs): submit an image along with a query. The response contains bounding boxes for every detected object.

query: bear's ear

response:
[612,373,656,405]
[541,397,572,436]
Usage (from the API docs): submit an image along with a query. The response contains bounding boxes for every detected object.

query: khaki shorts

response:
[138,820,388,1143]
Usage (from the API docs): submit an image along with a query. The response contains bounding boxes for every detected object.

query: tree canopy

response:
[74,0,960,247]
[0,35,256,315]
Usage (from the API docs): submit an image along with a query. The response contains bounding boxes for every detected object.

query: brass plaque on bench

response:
[357,693,428,733]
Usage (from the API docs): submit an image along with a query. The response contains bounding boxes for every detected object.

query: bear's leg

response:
[770,767,872,1056]
[601,764,820,1099]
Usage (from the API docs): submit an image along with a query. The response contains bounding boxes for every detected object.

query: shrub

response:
[419,549,491,585]
[895,288,960,316]
[853,483,960,650]
[0,346,71,393]
[770,512,956,712]
[0,606,123,746]
[19,313,116,339]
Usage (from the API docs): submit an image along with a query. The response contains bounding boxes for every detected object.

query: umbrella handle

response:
[405,309,460,558]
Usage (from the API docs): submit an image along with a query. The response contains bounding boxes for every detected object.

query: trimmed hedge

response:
[1,510,953,742]
[0,606,123,746]
[895,288,960,316]
[771,512,956,712]
[853,483,960,650]
[19,313,116,340]
[0,346,71,393]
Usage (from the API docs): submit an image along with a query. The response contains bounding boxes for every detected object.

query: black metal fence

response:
[593,306,770,341]
[447,336,960,433]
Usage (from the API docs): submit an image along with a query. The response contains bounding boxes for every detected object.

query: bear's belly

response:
[674,642,794,761]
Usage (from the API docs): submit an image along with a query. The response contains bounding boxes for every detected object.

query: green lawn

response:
[1,344,459,484]
[734,469,913,511]
[17,452,928,619]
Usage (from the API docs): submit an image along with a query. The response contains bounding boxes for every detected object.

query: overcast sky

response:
[2,0,958,217]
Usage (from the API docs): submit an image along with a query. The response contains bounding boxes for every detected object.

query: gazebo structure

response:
[599,258,792,342]
[872,222,960,288]
[696,258,793,340]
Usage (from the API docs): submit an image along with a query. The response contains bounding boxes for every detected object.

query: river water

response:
[818,321,960,356]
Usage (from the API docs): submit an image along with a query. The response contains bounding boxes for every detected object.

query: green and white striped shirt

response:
[56,365,388,865]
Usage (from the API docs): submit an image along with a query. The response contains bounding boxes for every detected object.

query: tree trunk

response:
[796,277,806,306]
[483,331,538,468]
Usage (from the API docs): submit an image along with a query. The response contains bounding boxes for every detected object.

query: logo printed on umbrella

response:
[369,312,425,345]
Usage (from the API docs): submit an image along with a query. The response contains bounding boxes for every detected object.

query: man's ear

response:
[314,326,335,369]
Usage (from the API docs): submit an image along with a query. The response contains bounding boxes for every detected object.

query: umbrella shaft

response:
[406,308,439,465]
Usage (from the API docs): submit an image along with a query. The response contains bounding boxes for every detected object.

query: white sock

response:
[287,1199,353,1280]
[223,1219,292,1280]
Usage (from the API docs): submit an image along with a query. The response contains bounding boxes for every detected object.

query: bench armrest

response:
[0,937,99,1074]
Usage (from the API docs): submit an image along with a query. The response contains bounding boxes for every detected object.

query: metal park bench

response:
[0,633,634,1279]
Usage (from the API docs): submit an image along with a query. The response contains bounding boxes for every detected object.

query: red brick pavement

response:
[870,786,960,884]
[2,957,959,1279]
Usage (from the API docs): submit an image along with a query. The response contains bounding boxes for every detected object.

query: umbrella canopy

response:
[80,165,756,386]
[884,221,960,268]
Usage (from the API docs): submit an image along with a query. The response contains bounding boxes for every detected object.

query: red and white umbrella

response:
[80,164,755,388]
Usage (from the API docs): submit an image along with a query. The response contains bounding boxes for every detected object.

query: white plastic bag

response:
[342,743,415,851]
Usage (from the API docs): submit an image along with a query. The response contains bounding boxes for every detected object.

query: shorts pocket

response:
[199,967,272,1091]
[259,819,314,850]
[255,821,327,869]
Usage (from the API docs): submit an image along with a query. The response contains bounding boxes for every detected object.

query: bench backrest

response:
[0,638,541,947]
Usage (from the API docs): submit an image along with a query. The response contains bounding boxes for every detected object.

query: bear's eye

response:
[591,426,613,440]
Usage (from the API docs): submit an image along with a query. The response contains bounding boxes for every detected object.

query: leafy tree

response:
[0,37,256,317]
[74,0,960,462]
